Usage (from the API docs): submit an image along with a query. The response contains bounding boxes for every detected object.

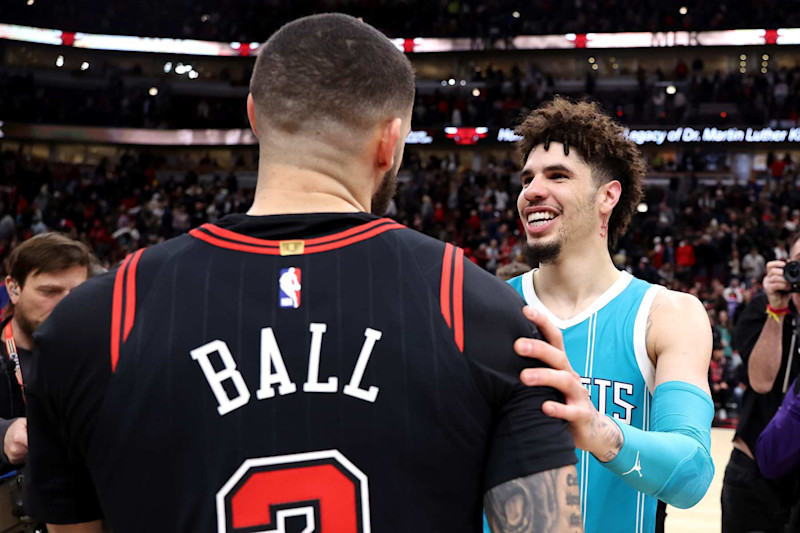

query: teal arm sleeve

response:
[602,381,715,509]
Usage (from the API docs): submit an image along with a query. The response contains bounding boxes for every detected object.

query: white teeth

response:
[527,212,556,225]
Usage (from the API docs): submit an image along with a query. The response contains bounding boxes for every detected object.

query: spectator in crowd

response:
[721,236,800,533]
[741,246,766,286]
[0,233,95,468]
[709,340,735,422]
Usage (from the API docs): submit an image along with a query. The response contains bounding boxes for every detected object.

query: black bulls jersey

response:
[26,213,575,532]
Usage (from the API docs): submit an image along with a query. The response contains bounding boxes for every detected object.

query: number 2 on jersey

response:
[216,450,371,533]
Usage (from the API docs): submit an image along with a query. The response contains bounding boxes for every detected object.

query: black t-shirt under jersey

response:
[25,213,575,532]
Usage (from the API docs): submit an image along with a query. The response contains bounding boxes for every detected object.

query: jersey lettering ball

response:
[26,213,575,532]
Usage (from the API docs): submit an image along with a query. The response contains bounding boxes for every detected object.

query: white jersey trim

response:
[520,269,634,329]
[633,285,663,395]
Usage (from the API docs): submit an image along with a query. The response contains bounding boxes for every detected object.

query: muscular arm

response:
[747,259,792,394]
[747,315,785,393]
[46,521,103,533]
[649,290,712,393]
[484,465,582,533]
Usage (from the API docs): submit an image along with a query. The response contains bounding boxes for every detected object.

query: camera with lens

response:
[784,261,800,292]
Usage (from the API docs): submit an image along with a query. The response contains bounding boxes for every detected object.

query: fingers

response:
[520,367,588,401]
[522,306,565,352]
[515,338,578,376]
[540,400,589,422]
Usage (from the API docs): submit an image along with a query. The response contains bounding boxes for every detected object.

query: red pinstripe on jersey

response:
[439,243,465,353]
[452,247,464,352]
[110,248,145,372]
[440,244,454,329]
[123,249,145,342]
[110,254,132,372]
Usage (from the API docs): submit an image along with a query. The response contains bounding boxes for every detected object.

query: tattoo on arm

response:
[594,414,624,462]
[645,301,661,351]
[485,465,583,533]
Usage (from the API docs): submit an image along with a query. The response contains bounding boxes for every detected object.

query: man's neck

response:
[8,316,31,351]
[247,163,370,216]
[532,242,622,320]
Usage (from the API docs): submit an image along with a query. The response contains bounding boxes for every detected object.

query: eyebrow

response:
[520,163,575,178]
[36,284,66,291]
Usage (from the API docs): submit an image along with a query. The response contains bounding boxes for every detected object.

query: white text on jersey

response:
[190,323,383,415]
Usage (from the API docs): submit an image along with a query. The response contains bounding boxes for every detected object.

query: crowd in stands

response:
[1,0,797,41]
[5,61,800,130]
[3,146,799,423]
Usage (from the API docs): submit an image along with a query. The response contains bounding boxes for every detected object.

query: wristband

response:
[766,304,790,323]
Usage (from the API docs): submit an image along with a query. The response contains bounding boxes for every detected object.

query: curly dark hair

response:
[515,96,646,248]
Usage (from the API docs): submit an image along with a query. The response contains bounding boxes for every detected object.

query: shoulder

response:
[651,288,706,318]
[648,288,712,354]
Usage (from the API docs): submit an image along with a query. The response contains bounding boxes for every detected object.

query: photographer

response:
[721,236,800,533]
[0,234,94,529]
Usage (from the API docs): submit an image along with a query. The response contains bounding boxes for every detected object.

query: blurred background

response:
[2,8,800,522]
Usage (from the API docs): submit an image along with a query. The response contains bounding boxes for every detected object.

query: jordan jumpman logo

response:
[622,451,643,477]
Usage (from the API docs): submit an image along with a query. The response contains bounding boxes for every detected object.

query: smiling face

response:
[517,142,602,264]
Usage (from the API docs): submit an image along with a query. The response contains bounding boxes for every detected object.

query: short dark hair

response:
[7,233,94,287]
[515,96,646,248]
[250,13,416,132]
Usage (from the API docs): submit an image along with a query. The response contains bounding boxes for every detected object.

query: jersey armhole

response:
[110,248,145,372]
[633,285,663,395]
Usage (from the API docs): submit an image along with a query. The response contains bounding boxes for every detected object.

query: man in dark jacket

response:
[722,233,800,532]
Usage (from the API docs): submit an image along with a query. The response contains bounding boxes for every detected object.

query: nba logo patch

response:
[279,267,302,309]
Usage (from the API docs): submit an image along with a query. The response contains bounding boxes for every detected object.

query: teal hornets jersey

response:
[506,270,663,533]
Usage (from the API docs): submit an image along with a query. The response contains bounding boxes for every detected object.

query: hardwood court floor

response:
[664,427,735,533]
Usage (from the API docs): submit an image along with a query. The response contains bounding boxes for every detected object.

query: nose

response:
[522,174,548,203]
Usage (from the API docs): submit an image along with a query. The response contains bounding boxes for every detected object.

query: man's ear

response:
[247,93,258,138]
[4,276,20,305]
[599,180,622,215]
[376,118,403,173]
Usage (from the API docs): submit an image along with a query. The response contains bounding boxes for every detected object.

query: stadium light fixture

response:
[163,61,172,73]
[762,61,769,67]
[188,70,199,79]
[472,88,480,97]
[610,56,616,62]
[679,6,688,15]
[763,54,770,60]
[201,14,210,22]
[448,78,455,85]
[441,80,447,86]
[739,67,746,73]
[148,87,158,96]
[612,63,619,69]
[739,54,746,60]
[512,11,520,19]
[80,61,89,71]
[588,57,596,63]
[26,0,34,5]
[592,63,599,70]
[666,85,677,95]
[459,79,466,86]
[761,67,768,73]
[55,55,64,67]
[740,60,746,67]
[637,203,648,213]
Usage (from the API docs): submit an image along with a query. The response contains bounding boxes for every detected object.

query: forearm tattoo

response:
[485,465,583,532]
[596,414,624,462]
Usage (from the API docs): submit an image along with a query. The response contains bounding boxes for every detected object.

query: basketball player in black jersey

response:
[25,14,581,533]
